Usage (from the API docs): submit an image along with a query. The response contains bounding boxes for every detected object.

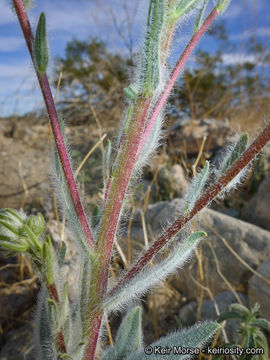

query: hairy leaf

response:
[252,318,270,334]
[229,303,250,317]
[103,232,206,311]
[34,12,49,74]
[103,306,142,360]
[126,321,221,359]
[194,0,208,32]
[170,0,204,22]
[140,0,166,95]
[184,161,209,214]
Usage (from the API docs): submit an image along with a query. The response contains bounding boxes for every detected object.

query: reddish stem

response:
[86,7,221,359]
[47,282,67,353]
[12,0,94,247]
[48,283,59,303]
[138,8,219,154]
[110,122,270,295]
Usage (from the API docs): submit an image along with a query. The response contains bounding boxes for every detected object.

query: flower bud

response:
[0,208,29,253]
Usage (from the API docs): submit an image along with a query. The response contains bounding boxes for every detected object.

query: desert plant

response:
[216,303,270,359]
[2,0,270,359]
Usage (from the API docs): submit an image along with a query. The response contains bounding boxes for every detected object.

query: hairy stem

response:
[110,122,270,295]
[83,99,151,360]
[12,0,94,247]
[86,7,221,358]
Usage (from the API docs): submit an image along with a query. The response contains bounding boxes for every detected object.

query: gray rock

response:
[121,198,270,298]
[248,259,270,320]
[0,322,36,360]
[201,291,249,342]
[242,175,270,231]
[177,292,249,342]
[0,284,37,332]
[157,164,188,199]
[178,301,198,327]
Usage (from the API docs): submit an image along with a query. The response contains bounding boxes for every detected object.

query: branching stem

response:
[109,122,270,295]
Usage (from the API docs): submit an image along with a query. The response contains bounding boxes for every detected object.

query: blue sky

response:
[0,0,269,117]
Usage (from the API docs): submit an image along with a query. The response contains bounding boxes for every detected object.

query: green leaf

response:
[140,0,166,95]
[229,303,250,318]
[123,83,139,101]
[37,292,57,360]
[79,255,91,330]
[184,161,209,213]
[58,241,66,267]
[48,298,59,330]
[217,311,244,322]
[250,302,261,317]
[53,133,94,257]
[170,0,204,21]
[43,236,55,285]
[34,12,49,74]
[103,232,206,312]
[0,240,29,252]
[222,133,249,174]
[0,219,21,235]
[253,329,268,359]
[242,332,255,360]
[252,318,270,334]
[216,0,232,13]
[194,0,208,32]
[23,0,34,9]
[127,321,221,360]
[27,213,45,236]
[104,306,142,360]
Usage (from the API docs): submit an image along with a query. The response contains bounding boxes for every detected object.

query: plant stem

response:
[12,0,94,247]
[83,99,151,360]
[110,122,270,294]
[85,7,221,358]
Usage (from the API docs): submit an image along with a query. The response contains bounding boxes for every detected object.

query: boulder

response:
[178,292,249,342]
[156,164,188,200]
[248,259,270,320]
[120,198,270,298]
[0,319,36,360]
[242,175,270,231]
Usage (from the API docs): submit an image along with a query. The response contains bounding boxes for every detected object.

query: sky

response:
[0,0,269,117]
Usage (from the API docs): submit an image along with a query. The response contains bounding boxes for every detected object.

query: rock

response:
[242,175,270,231]
[156,164,188,200]
[121,198,270,298]
[248,259,270,320]
[168,118,232,159]
[178,301,198,327]
[0,283,37,332]
[200,291,249,342]
[178,292,249,342]
[0,319,36,360]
